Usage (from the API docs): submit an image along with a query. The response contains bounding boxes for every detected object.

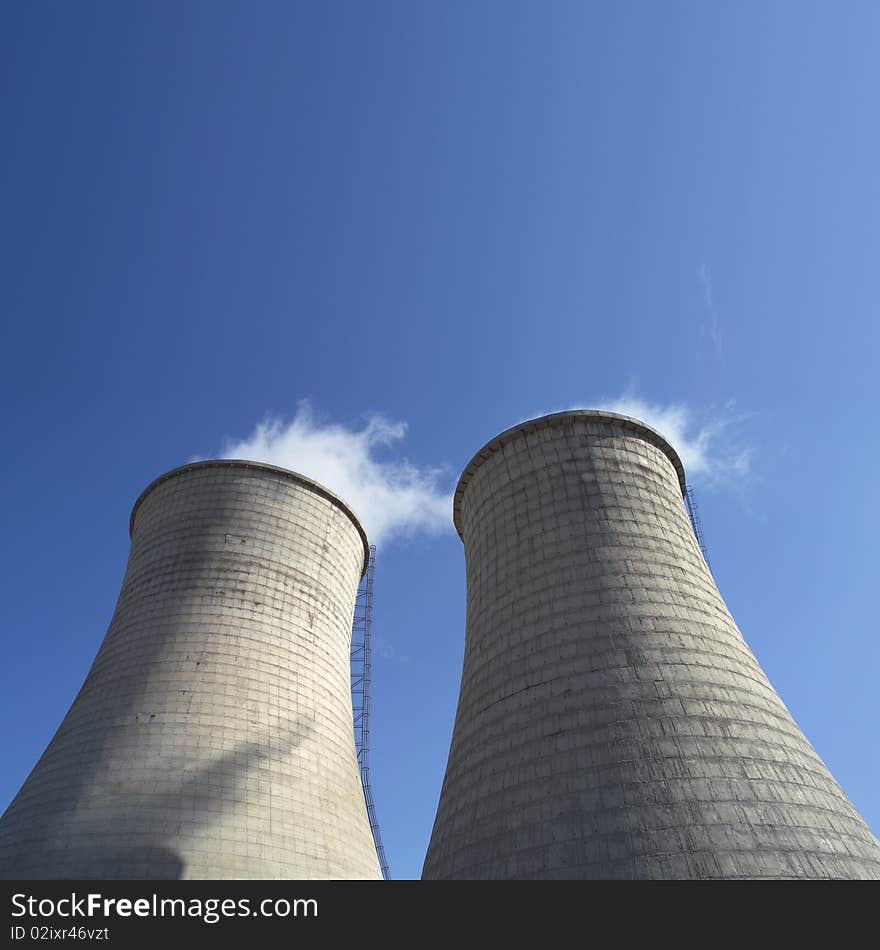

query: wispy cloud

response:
[372,635,412,665]
[699,261,714,309]
[208,402,454,547]
[699,262,724,361]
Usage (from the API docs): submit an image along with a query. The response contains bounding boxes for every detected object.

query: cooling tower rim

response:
[129,459,371,578]
[453,410,687,539]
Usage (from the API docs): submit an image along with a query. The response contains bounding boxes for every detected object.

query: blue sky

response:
[1,2,878,879]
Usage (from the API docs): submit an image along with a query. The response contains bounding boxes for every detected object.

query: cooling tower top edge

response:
[453,410,687,540]
[129,459,370,578]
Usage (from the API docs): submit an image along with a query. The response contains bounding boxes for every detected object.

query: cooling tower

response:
[422,411,880,879]
[0,460,382,880]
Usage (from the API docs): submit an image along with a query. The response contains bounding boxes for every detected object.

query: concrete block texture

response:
[422,411,880,879]
[0,461,382,880]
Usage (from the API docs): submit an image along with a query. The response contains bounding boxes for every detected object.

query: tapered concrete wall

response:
[0,461,382,880]
[422,411,880,879]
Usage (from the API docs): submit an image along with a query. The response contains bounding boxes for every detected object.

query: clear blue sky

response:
[1,2,878,879]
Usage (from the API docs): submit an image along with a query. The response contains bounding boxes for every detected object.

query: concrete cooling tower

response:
[422,410,880,879]
[0,460,382,880]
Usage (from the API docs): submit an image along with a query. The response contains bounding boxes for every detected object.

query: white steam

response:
[212,396,746,548]
[593,396,751,483]
[215,403,454,547]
